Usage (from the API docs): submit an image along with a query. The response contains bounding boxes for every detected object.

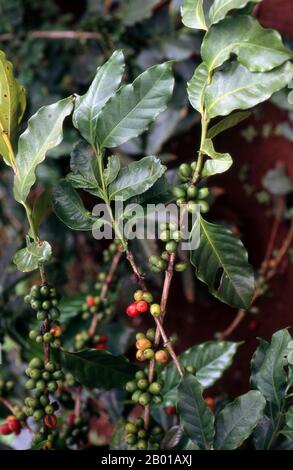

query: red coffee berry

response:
[126,303,140,318]
[67,414,75,426]
[248,320,258,330]
[0,423,12,435]
[95,343,106,350]
[205,397,215,412]
[86,296,95,307]
[136,300,149,313]
[50,325,62,337]
[100,335,107,343]
[165,406,176,416]
[6,416,21,435]
[44,414,57,429]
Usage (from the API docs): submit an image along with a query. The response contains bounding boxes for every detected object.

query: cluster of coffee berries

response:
[81,274,115,322]
[26,285,62,349]
[74,331,107,351]
[0,376,14,397]
[125,370,163,406]
[102,239,123,263]
[125,417,164,450]
[173,163,210,213]
[62,414,88,448]
[24,358,62,425]
[126,290,153,318]
[149,223,187,273]
[135,329,169,364]
[0,415,22,436]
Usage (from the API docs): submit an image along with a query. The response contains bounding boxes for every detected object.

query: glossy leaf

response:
[13,241,51,272]
[209,0,262,25]
[73,51,125,145]
[108,156,166,201]
[95,62,174,148]
[52,180,97,231]
[14,97,73,204]
[66,141,103,198]
[187,63,208,114]
[253,329,291,406]
[181,0,207,31]
[206,61,293,119]
[62,349,137,389]
[250,338,269,389]
[202,16,292,74]
[162,341,239,405]
[190,214,255,309]
[201,138,233,177]
[253,404,281,450]
[207,111,251,139]
[0,50,26,170]
[177,374,215,449]
[104,155,121,186]
[214,391,265,449]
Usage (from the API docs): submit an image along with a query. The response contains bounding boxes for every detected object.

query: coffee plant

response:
[0,0,293,452]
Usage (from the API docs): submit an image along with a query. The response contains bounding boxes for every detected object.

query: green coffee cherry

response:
[150,304,161,317]
[159,230,170,242]
[137,379,149,390]
[125,381,137,393]
[135,370,146,380]
[175,261,188,272]
[179,163,192,178]
[29,358,43,369]
[125,423,137,434]
[131,390,142,403]
[143,348,155,360]
[36,311,47,321]
[146,328,155,341]
[172,186,186,199]
[165,241,177,253]
[29,330,38,340]
[138,392,151,406]
[187,186,198,199]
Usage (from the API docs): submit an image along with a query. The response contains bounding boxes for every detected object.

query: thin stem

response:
[261,195,284,275]
[88,250,122,337]
[0,397,15,414]
[192,110,209,184]
[74,387,82,418]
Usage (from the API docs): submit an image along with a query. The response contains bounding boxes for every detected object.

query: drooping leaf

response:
[205,61,293,119]
[177,374,215,449]
[214,391,265,450]
[207,111,251,139]
[95,62,174,148]
[162,341,239,406]
[201,138,233,177]
[73,50,125,145]
[187,63,209,114]
[209,0,262,25]
[13,241,52,272]
[0,50,26,170]
[62,349,137,389]
[14,97,73,204]
[52,180,97,231]
[66,141,103,198]
[202,16,292,74]
[108,156,166,201]
[262,167,293,196]
[190,214,255,309]
[104,155,121,186]
[254,329,291,406]
[181,0,207,31]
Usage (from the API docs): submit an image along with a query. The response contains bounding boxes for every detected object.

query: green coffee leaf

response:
[206,61,293,119]
[181,0,207,31]
[95,62,174,148]
[0,50,26,170]
[214,391,266,449]
[187,63,208,114]
[108,156,166,201]
[254,329,291,406]
[121,0,159,26]
[209,0,262,25]
[66,141,103,198]
[202,139,233,177]
[52,180,97,231]
[62,349,137,389]
[104,155,121,186]
[73,50,125,145]
[190,214,255,309]
[250,338,269,389]
[177,374,215,449]
[161,426,183,450]
[30,188,52,235]
[13,241,52,272]
[14,96,73,204]
[162,341,239,406]
[207,111,251,139]
[202,16,292,74]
